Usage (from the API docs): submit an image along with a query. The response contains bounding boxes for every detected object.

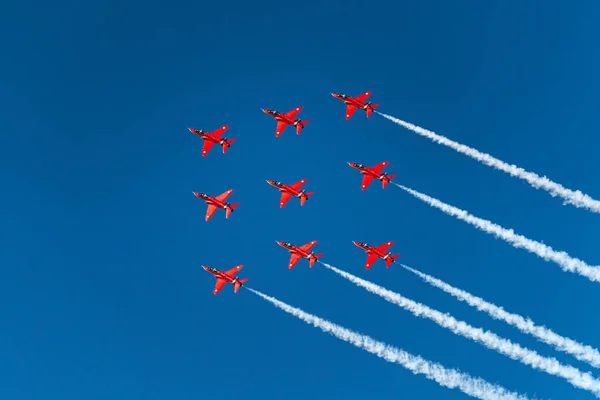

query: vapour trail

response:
[401,262,600,369]
[377,111,600,214]
[320,262,600,397]
[248,287,529,400]
[392,182,600,283]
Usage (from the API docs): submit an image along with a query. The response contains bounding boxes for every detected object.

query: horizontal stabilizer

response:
[366,104,380,118]
[309,254,324,268]
[233,278,248,293]
[296,120,310,134]
[300,192,315,206]
[225,203,240,218]
[221,138,236,153]
[382,174,396,189]
[386,254,401,268]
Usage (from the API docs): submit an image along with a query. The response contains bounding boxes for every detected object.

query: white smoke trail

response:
[248,287,529,400]
[392,182,600,283]
[400,263,600,369]
[320,262,600,397]
[377,111,600,214]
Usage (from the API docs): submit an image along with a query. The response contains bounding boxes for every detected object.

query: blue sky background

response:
[1,1,600,399]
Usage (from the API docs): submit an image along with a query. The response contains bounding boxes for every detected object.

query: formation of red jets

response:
[193,91,401,294]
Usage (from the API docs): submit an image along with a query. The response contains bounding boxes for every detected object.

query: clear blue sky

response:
[1,1,600,399]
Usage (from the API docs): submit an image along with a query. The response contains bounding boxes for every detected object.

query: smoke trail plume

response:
[392,182,600,283]
[401,263,600,369]
[320,262,600,397]
[377,112,600,214]
[248,287,529,400]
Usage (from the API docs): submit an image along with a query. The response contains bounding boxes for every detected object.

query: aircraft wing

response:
[201,140,215,156]
[290,179,307,190]
[361,174,375,190]
[224,264,243,277]
[213,278,227,295]
[354,91,372,103]
[376,241,394,253]
[211,125,229,137]
[345,104,358,120]
[284,106,302,119]
[288,253,302,269]
[279,192,293,208]
[370,161,389,174]
[215,189,234,202]
[365,254,378,269]
[275,121,289,137]
[205,204,218,221]
[299,240,317,252]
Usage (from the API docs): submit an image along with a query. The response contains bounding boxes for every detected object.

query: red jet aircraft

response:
[353,241,400,269]
[331,91,380,120]
[193,189,239,221]
[266,179,314,208]
[262,106,310,137]
[188,125,236,156]
[203,265,248,295]
[276,240,324,269]
[348,161,396,190]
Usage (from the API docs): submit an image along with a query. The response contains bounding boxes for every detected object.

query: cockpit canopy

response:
[282,242,293,247]
[272,181,284,186]
[199,193,210,199]
[356,163,366,168]
[339,94,347,98]
[207,266,218,272]
[358,242,370,248]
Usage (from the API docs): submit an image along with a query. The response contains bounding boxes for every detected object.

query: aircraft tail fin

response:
[366,104,380,118]
[234,278,249,293]
[300,192,315,206]
[386,254,401,268]
[309,254,324,268]
[382,174,396,189]
[296,120,310,134]
[221,138,236,154]
[225,203,240,218]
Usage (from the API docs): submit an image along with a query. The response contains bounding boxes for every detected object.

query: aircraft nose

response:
[188,127,194,132]
[347,161,353,166]
[275,241,283,246]
[352,241,359,246]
